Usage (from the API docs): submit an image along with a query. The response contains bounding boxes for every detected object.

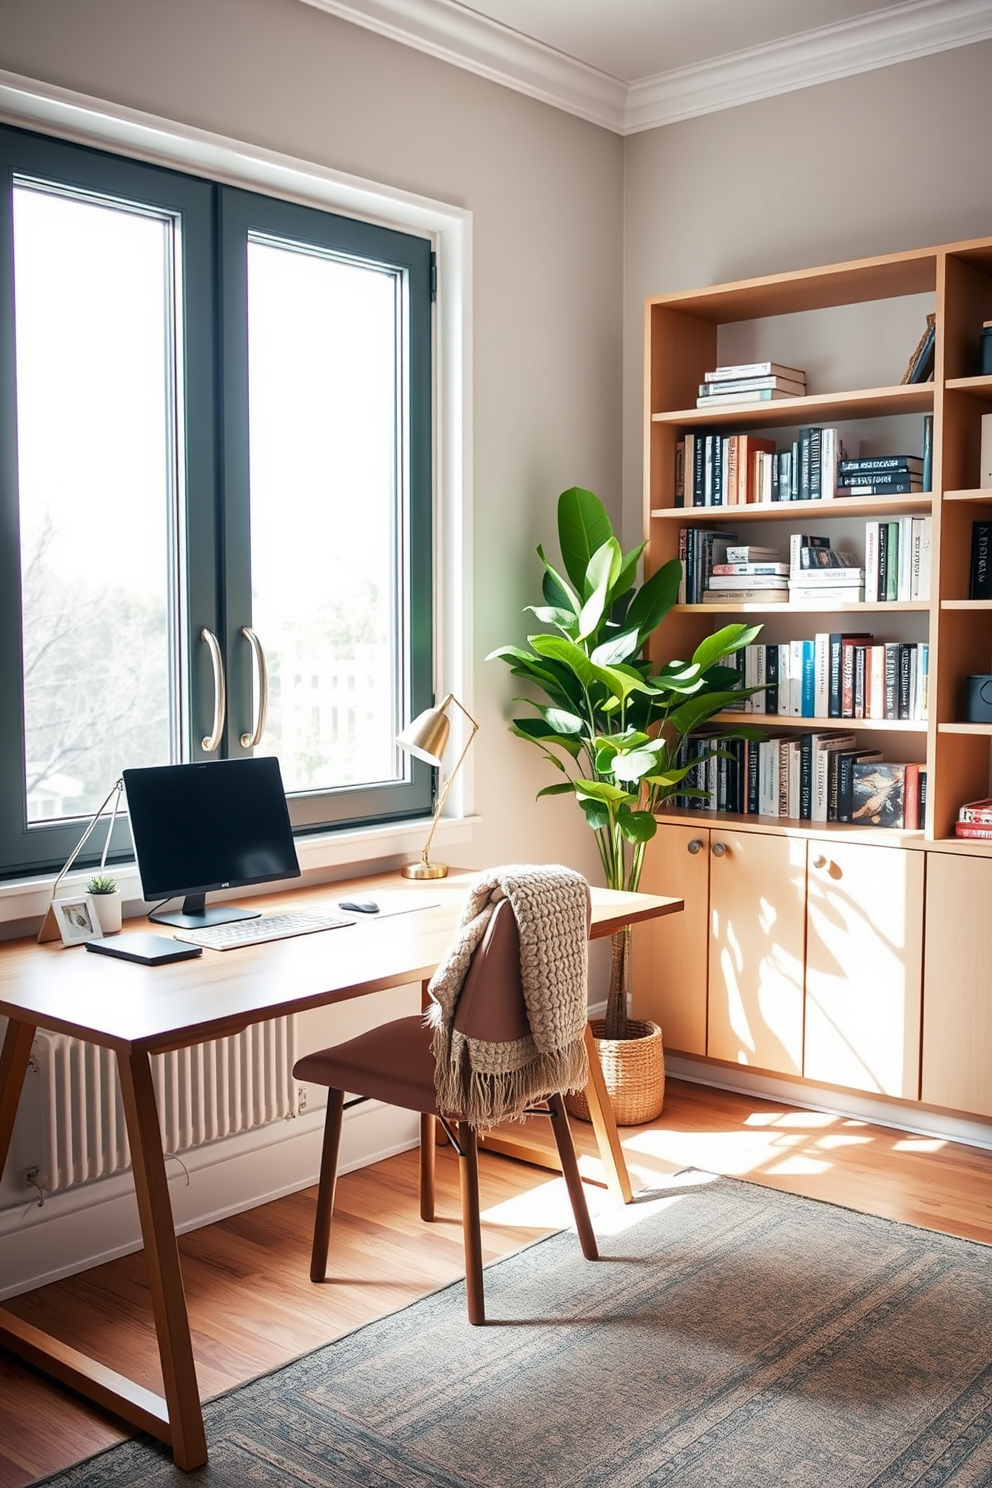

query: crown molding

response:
[299,0,992,135]
[625,0,992,133]
[297,0,627,131]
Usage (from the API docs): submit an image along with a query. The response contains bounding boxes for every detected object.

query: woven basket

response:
[565,1018,665,1126]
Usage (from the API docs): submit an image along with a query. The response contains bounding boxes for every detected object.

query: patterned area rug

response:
[37,1171,992,1487]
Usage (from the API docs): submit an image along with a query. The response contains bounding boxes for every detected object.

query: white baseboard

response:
[0,1100,418,1299]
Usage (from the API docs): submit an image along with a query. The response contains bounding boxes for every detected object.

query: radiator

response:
[24,1019,299,1195]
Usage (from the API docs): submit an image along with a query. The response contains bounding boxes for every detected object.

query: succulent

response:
[86,873,118,895]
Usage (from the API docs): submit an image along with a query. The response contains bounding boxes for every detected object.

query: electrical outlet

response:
[296,1084,308,1113]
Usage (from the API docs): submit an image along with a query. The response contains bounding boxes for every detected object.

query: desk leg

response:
[580,1023,633,1206]
[0,1017,36,1175]
[117,1049,207,1471]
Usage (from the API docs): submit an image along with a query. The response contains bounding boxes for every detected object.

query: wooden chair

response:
[293,897,599,1323]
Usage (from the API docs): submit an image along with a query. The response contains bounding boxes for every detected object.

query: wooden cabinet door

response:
[804,840,923,1098]
[630,823,710,1055]
[706,830,806,1075]
[922,852,992,1117]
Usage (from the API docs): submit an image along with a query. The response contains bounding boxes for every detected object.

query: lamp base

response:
[402,860,449,880]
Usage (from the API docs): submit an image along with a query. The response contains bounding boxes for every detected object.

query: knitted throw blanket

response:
[426,864,590,1129]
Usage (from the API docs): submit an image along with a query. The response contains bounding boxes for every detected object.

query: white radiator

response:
[23,1019,299,1195]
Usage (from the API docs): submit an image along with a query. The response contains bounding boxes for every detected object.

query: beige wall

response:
[0,0,625,894]
[623,40,992,546]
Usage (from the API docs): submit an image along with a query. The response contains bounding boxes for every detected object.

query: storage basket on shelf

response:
[566,1018,665,1126]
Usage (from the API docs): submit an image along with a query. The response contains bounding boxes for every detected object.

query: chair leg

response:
[547,1094,599,1261]
[457,1122,485,1325]
[419,1113,436,1221]
[310,1089,345,1282]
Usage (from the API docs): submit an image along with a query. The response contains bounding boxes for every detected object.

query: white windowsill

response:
[0,814,479,931]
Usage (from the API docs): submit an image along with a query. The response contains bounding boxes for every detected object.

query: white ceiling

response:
[300,0,992,132]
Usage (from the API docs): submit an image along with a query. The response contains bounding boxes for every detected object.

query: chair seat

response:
[294,1015,441,1114]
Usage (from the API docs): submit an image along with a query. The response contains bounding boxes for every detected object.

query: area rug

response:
[36,1171,992,1488]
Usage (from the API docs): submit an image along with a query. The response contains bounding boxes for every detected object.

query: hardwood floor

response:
[3,1078,992,1486]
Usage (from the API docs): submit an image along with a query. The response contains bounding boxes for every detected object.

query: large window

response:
[0,127,434,878]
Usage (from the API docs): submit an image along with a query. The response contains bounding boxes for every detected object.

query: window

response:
[0,126,434,879]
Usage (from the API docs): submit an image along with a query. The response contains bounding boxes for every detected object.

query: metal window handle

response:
[711,841,728,857]
[687,838,704,855]
[200,627,226,752]
[240,627,269,749]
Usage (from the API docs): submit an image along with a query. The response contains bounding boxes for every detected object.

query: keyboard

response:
[173,910,353,951]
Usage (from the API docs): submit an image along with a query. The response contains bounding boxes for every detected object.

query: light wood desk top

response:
[0,869,682,1470]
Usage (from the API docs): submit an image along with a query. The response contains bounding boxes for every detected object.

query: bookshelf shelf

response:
[943,488,992,502]
[940,599,992,610]
[654,383,933,428]
[938,722,992,735]
[712,712,927,733]
[945,374,992,399]
[675,600,929,615]
[651,493,933,522]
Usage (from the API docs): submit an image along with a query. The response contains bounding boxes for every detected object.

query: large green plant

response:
[488,487,761,1039]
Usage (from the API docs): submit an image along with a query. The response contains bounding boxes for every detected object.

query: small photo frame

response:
[54,895,104,947]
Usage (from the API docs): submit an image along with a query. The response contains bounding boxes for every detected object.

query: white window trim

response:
[0,71,473,923]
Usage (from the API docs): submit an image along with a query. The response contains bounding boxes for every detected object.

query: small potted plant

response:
[488,486,761,1122]
[86,873,122,935]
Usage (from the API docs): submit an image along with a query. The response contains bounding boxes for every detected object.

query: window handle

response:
[240,626,269,749]
[201,627,226,752]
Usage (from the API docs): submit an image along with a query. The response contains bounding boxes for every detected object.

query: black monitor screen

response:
[123,757,301,928]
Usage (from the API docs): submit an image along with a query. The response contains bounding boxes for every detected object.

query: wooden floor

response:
[3,1077,992,1487]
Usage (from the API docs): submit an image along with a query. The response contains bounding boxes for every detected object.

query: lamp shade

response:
[396,706,450,766]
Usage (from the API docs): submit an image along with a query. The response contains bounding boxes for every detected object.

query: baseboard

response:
[665,1054,992,1152]
[0,1100,418,1299]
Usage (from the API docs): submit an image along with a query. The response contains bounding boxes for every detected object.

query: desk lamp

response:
[397,693,478,880]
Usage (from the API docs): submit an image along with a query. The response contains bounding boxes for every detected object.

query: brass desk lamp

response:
[397,693,478,880]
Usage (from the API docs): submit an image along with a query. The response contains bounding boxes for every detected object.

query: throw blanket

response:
[426,865,590,1128]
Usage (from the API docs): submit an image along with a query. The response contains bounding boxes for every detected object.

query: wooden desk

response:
[0,872,681,1469]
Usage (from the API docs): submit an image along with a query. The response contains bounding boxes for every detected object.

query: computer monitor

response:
[123,757,301,929]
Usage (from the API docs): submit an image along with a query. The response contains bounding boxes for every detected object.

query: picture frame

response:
[54,895,104,947]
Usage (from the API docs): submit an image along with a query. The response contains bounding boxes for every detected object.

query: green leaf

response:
[669,690,749,735]
[617,810,657,843]
[536,781,576,799]
[612,748,663,783]
[535,705,584,734]
[536,545,581,616]
[625,559,682,640]
[607,541,645,607]
[575,778,632,806]
[576,540,618,640]
[525,604,577,632]
[692,624,762,673]
[510,719,582,755]
[590,627,641,667]
[579,797,610,831]
[557,487,614,594]
[528,633,599,689]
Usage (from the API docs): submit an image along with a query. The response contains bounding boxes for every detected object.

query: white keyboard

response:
[174,910,352,951]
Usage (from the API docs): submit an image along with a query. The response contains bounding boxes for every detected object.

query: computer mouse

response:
[338,899,379,914]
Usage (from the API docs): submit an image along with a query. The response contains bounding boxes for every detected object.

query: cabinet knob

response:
[813,854,828,869]
[711,841,728,857]
[687,838,704,855]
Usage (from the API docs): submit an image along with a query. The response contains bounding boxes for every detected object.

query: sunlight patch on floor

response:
[893,1136,947,1152]
[815,1134,873,1149]
[622,1124,839,1179]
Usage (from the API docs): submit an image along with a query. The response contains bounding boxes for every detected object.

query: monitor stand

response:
[149,894,262,930]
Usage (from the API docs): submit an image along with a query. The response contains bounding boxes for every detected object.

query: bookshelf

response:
[634,237,992,1121]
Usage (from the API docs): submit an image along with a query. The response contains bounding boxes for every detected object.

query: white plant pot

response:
[92,892,123,935]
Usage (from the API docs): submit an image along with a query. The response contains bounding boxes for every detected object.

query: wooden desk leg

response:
[581,1024,634,1206]
[117,1049,208,1471]
[0,1017,36,1176]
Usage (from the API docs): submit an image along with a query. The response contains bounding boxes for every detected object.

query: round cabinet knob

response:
[711,841,728,857]
[813,854,828,870]
[687,838,704,855]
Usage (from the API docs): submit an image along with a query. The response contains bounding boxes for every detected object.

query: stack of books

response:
[851,761,925,829]
[865,515,931,601]
[955,799,992,839]
[695,361,806,410]
[704,549,789,605]
[788,535,864,604]
[837,455,924,496]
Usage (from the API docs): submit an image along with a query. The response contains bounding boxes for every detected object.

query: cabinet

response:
[921,851,992,1118]
[637,237,992,1124]
[633,824,806,1076]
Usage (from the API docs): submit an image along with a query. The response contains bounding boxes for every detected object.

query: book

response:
[789,533,830,574]
[797,554,862,573]
[970,522,992,599]
[702,588,788,603]
[788,584,864,603]
[695,387,804,408]
[707,573,791,589]
[901,314,936,384]
[851,761,907,827]
[704,361,805,383]
[828,632,872,717]
[710,562,790,576]
[838,478,924,495]
[953,822,992,838]
[697,374,806,397]
[904,762,921,830]
[838,456,923,475]
[922,414,933,491]
[865,521,880,603]
[812,732,859,821]
[819,427,848,500]
[835,749,883,822]
[724,544,780,562]
[958,797,992,823]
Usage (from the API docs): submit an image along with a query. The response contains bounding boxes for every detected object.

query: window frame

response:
[0,90,471,896]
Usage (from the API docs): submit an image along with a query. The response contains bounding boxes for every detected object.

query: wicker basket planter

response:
[565,1018,665,1126]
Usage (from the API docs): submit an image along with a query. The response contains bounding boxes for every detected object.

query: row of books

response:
[673,732,926,827]
[680,528,931,606]
[674,419,933,508]
[724,636,929,722]
[695,360,806,410]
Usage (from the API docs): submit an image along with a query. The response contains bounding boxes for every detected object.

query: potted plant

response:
[488,486,761,1121]
[86,873,122,935]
